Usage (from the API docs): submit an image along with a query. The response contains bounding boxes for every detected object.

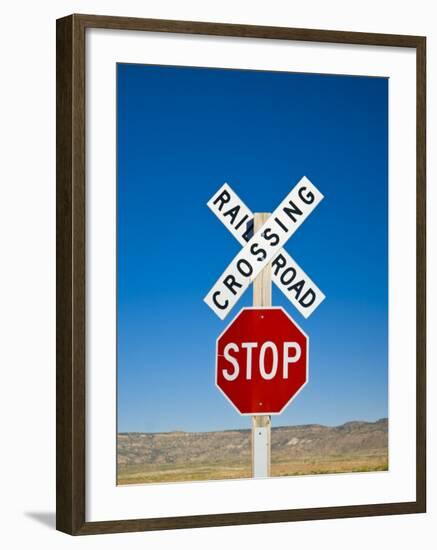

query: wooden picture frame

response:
[56,13,426,535]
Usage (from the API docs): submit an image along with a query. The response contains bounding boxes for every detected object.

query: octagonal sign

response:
[216,307,308,415]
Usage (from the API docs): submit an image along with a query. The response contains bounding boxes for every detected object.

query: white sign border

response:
[86,28,416,522]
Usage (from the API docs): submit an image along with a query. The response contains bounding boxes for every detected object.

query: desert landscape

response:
[117,418,388,484]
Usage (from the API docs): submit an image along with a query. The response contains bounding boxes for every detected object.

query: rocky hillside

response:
[118,418,388,467]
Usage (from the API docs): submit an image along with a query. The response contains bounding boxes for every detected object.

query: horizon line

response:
[118,417,388,436]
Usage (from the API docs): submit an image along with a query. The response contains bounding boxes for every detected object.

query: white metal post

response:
[252,212,272,478]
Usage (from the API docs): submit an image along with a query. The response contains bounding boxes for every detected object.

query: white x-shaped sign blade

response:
[204,177,325,320]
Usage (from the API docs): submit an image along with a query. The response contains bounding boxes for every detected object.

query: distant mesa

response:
[117,418,388,467]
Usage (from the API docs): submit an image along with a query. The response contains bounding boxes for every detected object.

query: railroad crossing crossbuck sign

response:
[204,176,325,319]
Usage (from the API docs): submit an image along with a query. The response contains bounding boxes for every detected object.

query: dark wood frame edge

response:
[56,13,427,536]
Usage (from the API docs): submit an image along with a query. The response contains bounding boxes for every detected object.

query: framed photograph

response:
[56,14,426,535]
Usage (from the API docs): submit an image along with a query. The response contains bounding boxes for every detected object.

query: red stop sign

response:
[216,307,308,415]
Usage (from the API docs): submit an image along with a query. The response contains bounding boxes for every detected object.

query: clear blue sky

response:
[117,63,388,433]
